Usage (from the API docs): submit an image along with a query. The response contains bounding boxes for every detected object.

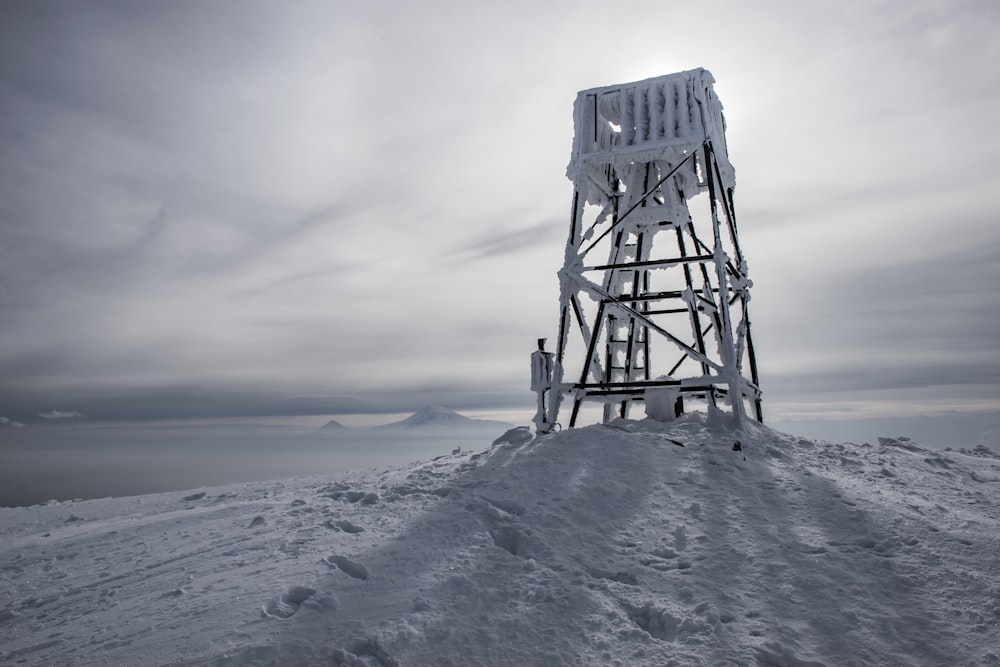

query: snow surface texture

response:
[1,414,998,666]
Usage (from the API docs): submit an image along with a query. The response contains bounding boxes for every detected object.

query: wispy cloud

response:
[39,410,84,419]
[0,0,997,426]
[453,220,564,261]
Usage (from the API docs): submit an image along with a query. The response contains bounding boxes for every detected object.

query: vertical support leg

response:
[703,143,745,427]
[549,189,585,429]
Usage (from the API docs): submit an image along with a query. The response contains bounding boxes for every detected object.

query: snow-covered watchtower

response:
[542,69,762,430]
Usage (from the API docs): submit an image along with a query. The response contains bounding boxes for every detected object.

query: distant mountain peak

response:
[398,406,472,429]
[321,419,348,430]
[362,406,515,434]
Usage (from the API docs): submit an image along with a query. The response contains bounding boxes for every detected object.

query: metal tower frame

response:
[545,69,762,429]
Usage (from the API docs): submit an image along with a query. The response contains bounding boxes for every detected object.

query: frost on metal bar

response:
[542,68,762,431]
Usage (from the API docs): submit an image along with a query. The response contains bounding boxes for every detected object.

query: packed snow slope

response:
[2,413,999,666]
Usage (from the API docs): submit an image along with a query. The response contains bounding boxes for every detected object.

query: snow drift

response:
[1,414,998,665]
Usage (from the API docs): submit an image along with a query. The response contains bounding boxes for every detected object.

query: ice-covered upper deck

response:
[568,68,732,181]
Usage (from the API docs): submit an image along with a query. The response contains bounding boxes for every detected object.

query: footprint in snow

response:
[798,544,828,555]
[481,496,527,517]
[674,525,687,551]
[334,519,365,533]
[585,565,639,586]
[623,601,712,642]
[262,585,316,619]
[333,637,399,667]
[324,555,369,580]
[159,588,185,599]
[323,488,379,505]
[489,525,543,559]
[754,641,828,667]
[323,518,365,533]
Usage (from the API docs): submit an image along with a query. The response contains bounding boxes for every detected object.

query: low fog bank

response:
[6,409,995,508]
[771,411,999,450]
[0,420,513,507]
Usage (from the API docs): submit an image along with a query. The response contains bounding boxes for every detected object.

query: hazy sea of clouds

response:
[0,424,486,507]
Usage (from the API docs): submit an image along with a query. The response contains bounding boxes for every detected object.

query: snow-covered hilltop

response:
[1,415,998,665]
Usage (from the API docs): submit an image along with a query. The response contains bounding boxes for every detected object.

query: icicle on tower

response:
[541,68,762,431]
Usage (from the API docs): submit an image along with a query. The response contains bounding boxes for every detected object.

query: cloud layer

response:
[1,0,998,426]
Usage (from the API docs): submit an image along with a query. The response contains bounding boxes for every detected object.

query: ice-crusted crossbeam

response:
[542,68,762,433]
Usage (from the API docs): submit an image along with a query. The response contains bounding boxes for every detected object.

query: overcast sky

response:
[1,0,998,431]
